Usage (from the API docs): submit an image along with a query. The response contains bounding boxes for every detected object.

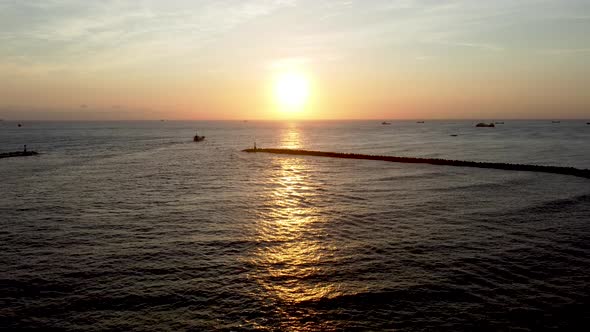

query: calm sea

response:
[1,120,589,331]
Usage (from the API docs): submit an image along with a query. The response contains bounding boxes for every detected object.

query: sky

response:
[1,0,589,120]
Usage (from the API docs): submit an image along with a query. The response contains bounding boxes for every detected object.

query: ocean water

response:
[1,120,589,331]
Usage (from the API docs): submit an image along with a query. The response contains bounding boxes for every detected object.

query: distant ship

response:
[193,131,205,142]
[476,122,495,127]
[416,121,424,123]
[381,121,391,125]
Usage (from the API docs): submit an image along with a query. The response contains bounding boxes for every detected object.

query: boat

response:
[193,131,206,142]
[552,121,560,123]
[381,121,391,125]
[416,121,424,123]
[476,122,495,127]
[494,121,504,124]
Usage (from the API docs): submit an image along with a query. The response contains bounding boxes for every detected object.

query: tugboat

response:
[193,131,206,142]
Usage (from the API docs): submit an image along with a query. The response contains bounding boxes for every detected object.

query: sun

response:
[274,72,310,111]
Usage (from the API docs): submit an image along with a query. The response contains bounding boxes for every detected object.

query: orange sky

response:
[1,1,589,120]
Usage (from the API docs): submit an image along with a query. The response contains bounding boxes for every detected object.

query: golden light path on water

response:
[248,125,340,330]
[280,123,303,149]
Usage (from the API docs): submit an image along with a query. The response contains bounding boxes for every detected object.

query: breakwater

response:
[243,148,590,179]
[0,151,39,159]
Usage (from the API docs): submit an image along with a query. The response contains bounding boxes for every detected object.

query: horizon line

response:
[1,118,589,122]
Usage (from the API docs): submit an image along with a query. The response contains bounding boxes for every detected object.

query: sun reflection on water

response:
[255,157,336,301]
[280,123,303,149]
[248,128,339,329]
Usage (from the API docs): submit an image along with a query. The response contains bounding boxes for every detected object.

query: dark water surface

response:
[1,120,589,331]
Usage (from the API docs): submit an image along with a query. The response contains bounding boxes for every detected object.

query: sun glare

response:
[274,72,310,111]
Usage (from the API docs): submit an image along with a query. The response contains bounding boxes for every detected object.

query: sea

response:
[1,120,589,331]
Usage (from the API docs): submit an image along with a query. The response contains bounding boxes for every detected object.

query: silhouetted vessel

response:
[552,121,560,123]
[381,121,391,125]
[476,122,495,127]
[416,121,424,123]
[193,131,205,142]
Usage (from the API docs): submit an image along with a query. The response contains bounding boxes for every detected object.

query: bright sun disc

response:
[274,72,310,111]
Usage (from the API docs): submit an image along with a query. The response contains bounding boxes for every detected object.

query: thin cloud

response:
[540,48,590,55]
[0,0,297,71]
[439,41,504,52]
[268,57,312,70]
